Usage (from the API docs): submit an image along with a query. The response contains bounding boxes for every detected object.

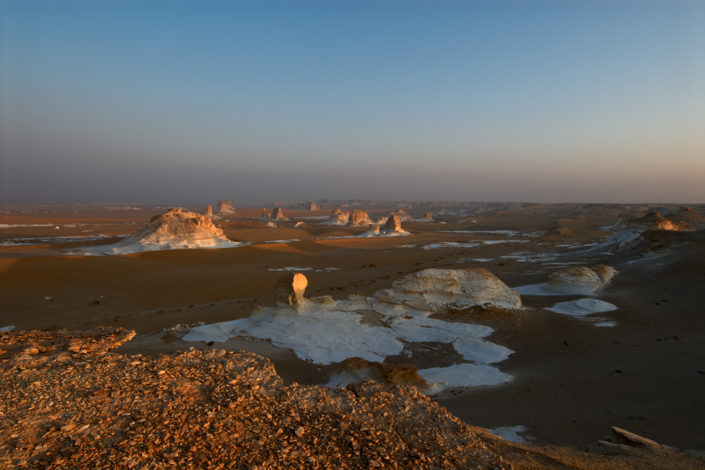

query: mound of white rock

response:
[376,268,522,311]
[81,208,240,255]
[515,265,617,296]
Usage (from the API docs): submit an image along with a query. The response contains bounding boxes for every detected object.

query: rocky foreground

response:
[1,329,702,469]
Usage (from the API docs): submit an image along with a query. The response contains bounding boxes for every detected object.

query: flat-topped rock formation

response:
[82,208,239,255]
[217,200,235,215]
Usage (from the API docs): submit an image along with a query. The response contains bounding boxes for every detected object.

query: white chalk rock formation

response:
[272,207,289,221]
[274,272,308,308]
[218,200,235,215]
[392,209,412,222]
[348,209,373,227]
[329,209,350,225]
[546,265,617,295]
[592,264,617,284]
[376,268,522,311]
[86,208,239,254]
[385,214,403,232]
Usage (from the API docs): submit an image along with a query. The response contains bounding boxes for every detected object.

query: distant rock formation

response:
[665,206,704,230]
[348,209,373,227]
[376,268,522,311]
[218,200,235,215]
[85,207,239,254]
[262,208,272,219]
[307,201,320,211]
[272,207,289,221]
[329,209,350,225]
[392,209,412,222]
[424,212,434,221]
[546,265,617,295]
[629,211,688,231]
[274,272,308,308]
[205,205,213,218]
[384,214,403,232]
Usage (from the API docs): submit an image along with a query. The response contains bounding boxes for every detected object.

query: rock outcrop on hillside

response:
[376,268,522,311]
[665,206,705,230]
[629,211,689,231]
[82,208,240,255]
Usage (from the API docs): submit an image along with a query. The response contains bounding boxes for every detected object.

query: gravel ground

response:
[1,328,702,469]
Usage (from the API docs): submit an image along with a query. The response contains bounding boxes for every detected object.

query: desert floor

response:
[1,202,704,453]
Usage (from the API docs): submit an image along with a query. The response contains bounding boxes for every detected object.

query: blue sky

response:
[1,0,703,203]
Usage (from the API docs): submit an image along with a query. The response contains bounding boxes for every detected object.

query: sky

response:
[1,0,704,205]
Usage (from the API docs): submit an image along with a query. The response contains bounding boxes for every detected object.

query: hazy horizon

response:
[2,1,704,205]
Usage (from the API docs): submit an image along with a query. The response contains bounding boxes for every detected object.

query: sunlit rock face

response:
[383,214,403,233]
[307,201,320,211]
[274,272,308,308]
[376,268,522,312]
[347,209,373,227]
[99,207,238,254]
[591,264,617,284]
[629,211,688,231]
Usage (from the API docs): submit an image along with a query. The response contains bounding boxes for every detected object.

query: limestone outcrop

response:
[376,268,522,311]
[546,265,617,294]
[84,207,239,254]
[274,272,308,308]
[218,200,235,215]
[347,209,373,227]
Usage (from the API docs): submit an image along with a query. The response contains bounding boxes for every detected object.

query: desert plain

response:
[1,200,704,468]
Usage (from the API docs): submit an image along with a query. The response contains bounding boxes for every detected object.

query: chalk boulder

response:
[376,268,522,311]
[546,265,617,295]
